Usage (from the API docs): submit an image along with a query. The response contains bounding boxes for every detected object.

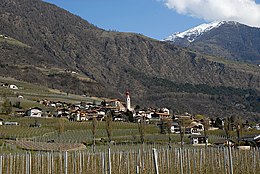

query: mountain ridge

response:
[163,21,238,43]
[164,21,260,64]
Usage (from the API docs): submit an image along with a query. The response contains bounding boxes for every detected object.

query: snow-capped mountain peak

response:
[163,21,228,43]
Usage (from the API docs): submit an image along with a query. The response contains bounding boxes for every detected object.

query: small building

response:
[4,122,19,125]
[213,139,235,146]
[26,107,42,117]
[56,108,70,118]
[17,95,24,99]
[240,134,260,147]
[9,84,18,90]
[185,127,201,135]
[15,109,25,117]
[170,122,180,133]
[189,135,208,145]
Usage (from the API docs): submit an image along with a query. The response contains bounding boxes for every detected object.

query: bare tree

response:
[106,110,113,145]
[224,117,234,174]
[138,116,146,145]
[178,117,192,148]
[202,117,210,148]
[57,118,65,141]
[224,117,232,141]
[235,117,243,146]
[92,116,97,152]
[2,98,12,114]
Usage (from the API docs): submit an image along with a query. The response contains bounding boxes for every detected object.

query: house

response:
[252,124,260,130]
[107,99,126,111]
[17,95,23,99]
[185,122,204,135]
[170,122,180,133]
[4,122,19,125]
[240,134,260,147]
[56,108,70,118]
[185,127,201,135]
[15,109,25,117]
[213,139,235,146]
[9,84,18,90]
[150,112,170,121]
[189,135,208,146]
[26,107,42,117]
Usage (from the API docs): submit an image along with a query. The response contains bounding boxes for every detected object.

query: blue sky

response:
[44,0,260,40]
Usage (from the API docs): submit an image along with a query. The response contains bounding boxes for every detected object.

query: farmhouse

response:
[25,107,42,117]
[189,135,208,146]
[170,122,180,133]
[185,122,204,135]
[240,134,260,147]
[56,108,70,118]
[4,121,19,125]
[213,139,235,146]
[9,84,18,89]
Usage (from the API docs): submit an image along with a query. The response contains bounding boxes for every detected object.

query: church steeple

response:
[126,90,131,111]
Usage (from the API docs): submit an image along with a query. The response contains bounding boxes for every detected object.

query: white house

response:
[170,122,180,133]
[26,107,42,117]
[9,84,18,90]
[189,135,208,145]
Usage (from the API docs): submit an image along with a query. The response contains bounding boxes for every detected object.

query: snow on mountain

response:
[163,21,229,43]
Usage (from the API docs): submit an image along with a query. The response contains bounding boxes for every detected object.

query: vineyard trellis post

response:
[64,151,68,174]
[136,149,140,174]
[224,117,233,174]
[108,148,111,174]
[0,155,2,174]
[179,148,183,174]
[102,152,106,174]
[152,148,159,174]
[92,116,97,153]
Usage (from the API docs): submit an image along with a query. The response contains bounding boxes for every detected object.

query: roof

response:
[188,135,208,138]
[213,139,235,145]
[108,99,121,102]
[155,112,170,116]
[29,107,42,111]
[240,134,260,141]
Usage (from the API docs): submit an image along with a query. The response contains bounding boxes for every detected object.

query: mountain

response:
[164,21,260,65]
[164,21,225,44]
[0,0,260,120]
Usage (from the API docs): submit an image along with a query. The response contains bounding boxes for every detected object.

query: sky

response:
[44,0,260,40]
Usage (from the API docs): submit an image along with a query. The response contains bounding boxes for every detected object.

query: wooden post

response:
[0,155,3,174]
[64,151,68,174]
[136,149,140,174]
[179,148,183,174]
[152,148,159,174]
[228,145,233,174]
[108,148,111,174]
[102,152,106,174]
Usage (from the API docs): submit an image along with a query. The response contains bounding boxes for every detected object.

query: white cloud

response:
[164,0,260,27]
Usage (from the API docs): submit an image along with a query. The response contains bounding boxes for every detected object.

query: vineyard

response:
[0,115,260,173]
[0,146,259,174]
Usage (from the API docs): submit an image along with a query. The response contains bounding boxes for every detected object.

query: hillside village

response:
[1,81,260,143]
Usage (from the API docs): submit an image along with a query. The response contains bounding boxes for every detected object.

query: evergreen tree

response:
[125,110,134,122]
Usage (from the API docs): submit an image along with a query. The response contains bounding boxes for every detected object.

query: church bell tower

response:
[126,90,131,111]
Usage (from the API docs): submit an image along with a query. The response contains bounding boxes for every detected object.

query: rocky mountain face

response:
[164,21,260,65]
[0,0,260,120]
